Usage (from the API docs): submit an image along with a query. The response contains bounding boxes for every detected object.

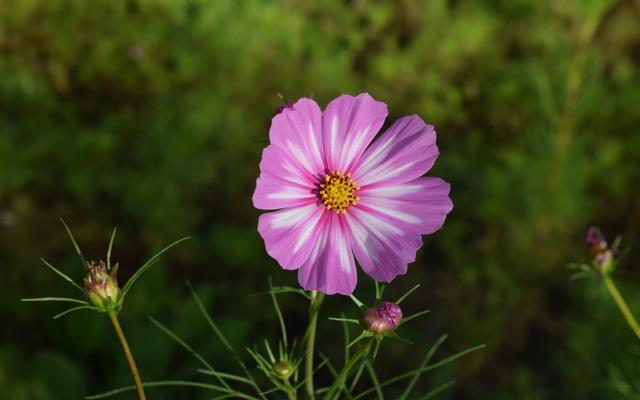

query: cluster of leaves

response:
[84,280,483,400]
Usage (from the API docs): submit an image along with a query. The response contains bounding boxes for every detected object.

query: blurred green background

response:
[1,0,640,399]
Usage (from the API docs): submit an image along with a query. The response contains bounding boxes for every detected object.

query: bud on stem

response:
[84,260,120,310]
[363,301,403,334]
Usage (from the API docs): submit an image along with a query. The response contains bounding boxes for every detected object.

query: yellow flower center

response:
[319,170,360,214]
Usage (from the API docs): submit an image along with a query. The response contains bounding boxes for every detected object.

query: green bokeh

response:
[1,0,639,399]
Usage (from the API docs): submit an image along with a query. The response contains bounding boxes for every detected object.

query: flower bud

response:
[84,260,120,309]
[276,103,294,114]
[363,301,403,334]
[585,226,618,276]
[272,360,294,380]
[586,226,607,255]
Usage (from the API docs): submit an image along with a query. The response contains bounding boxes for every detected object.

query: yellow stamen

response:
[319,171,360,214]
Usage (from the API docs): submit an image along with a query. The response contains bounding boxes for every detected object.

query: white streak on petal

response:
[271,205,313,229]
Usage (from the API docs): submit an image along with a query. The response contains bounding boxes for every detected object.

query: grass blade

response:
[416,380,455,400]
[40,258,84,293]
[85,380,258,400]
[107,227,117,271]
[329,317,360,324]
[121,236,190,298]
[353,344,485,400]
[269,277,287,350]
[188,282,266,400]
[149,317,232,390]
[59,218,86,267]
[319,354,354,400]
[399,310,430,326]
[365,360,384,400]
[396,284,421,305]
[197,370,254,386]
[21,297,88,305]
[53,305,101,319]
[399,334,447,400]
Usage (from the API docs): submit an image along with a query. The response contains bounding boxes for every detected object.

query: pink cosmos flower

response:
[253,93,453,295]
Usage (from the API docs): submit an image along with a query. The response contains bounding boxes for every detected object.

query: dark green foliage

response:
[1,0,639,399]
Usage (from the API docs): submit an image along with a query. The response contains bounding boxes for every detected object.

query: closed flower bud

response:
[585,226,619,276]
[84,260,120,310]
[272,360,294,379]
[586,226,608,255]
[363,301,403,334]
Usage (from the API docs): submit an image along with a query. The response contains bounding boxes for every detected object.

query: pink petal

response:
[322,93,388,174]
[258,203,327,271]
[269,98,325,177]
[253,145,319,210]
[353,115,438,187]
[345,206,423,282]
[298,213,357,295]
[358,177,453,234]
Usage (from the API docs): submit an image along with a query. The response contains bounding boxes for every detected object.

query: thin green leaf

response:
[341,314,351,367]
[149,317,232,390]
[415,380,455,400]
[107,227,117,271]
[21,297,88,305]
[189,282,233,352]
[59,218,86,267]
[353,344,485,400]
[269,277,287,350]
[53,305,101,319]
[262,286,311,300]
[349,295,364,308]
[399,310,430,326]
[246,347,271,372]
[348,362,366,392]
[85,380,258,400]
[188,282,266,400]
[329,317,360,324]
[365,360,384,400]
[396,284,421,305]
[570,271,596,281]
[292,357,331,390]
[40,258,84,293]
[347,331,373,349]
[121,236,190,298]
[612,235,622,250]
[372,337,383,359]
[319,354,354,400]
[210,394,256,400]
[197,369,255,386]
[264,339,276,364]
[399,334,447,400]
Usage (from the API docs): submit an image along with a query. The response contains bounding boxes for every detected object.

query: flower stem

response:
[322,337,374,400]
[603,276,640,341]
[109,311,147,400]
[305,291,324,399]
[285,378,296,400]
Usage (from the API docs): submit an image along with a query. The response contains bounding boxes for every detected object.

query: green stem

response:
[305,291,324,399]
[285,378,296,400]
[109,311,147,400]
[603,276,640,341]
[323,338,373,400]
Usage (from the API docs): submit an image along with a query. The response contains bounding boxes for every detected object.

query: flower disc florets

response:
[319,170,360,214]
[363,301,403,334]
[84,260,120,310]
